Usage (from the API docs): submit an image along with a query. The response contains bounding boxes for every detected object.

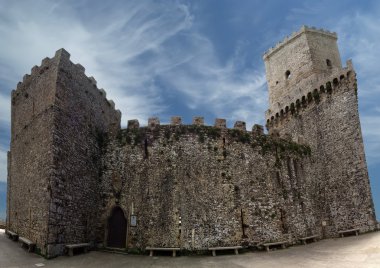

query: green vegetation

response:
[117,127,146,146]
[229,129,251,143]
[115,125,311,160]
[252,134,311,157]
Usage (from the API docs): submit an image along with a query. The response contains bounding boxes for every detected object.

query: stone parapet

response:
[12,48,121,120]
[122,118,264,136]
[263,25,337,59]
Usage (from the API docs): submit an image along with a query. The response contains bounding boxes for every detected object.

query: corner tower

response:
[265,26,376,236]
[7,49,121,257]
[264,26,342,118]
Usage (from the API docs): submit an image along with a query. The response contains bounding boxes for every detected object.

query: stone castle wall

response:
[6,26,377,257]
[99,122,313,250]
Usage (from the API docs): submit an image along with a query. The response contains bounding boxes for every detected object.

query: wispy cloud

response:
[0,0,266,129]
[0,0,265,126]
[0,0,268,181]
[0,0,193,124]
[154,33,267,126]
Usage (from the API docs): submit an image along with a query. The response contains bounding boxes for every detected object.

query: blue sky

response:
[0,0,379,218]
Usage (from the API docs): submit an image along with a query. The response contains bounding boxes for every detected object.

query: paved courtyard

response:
[1,229,380,268]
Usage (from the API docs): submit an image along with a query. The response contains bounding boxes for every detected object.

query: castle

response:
[6,26,377,258]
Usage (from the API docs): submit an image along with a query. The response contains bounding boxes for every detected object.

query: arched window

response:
[326,59,332,68]
[285,70,291,79]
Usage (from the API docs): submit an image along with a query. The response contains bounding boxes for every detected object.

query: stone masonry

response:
[6,26,377,258]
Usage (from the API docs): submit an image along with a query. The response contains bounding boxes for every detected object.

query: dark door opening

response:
[107,206,127,248]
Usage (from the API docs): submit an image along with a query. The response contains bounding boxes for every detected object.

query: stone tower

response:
[7,49,121,257]
[265,26,376,235]
[264,26,342,116]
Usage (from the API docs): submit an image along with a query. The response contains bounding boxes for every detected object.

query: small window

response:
[276,81,279,85]
[285,70,291,79]
[326,59,332,67]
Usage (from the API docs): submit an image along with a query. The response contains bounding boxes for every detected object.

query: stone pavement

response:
[1,229,380,268]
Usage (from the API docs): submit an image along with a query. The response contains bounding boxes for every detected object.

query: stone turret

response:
[264,26,376,237]
[264,26,342,118]
[7,48,121,257]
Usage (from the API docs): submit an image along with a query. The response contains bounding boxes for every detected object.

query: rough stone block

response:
[171,116,182,125]
[16,82,22,90]
[148,117,160,128]
[54,48,70,60]
[116,110,122,119]
[76,64,85,73]
[31,66,39,76]
[269,129,280,137]
[234,121,246,131]
[192,117,204,126]
[108,100,115,109]
[23,74,30,83]
[41,57,50,66]
[252,124,264,135]
[127,119,139,129]
[99,89,106,97]
[214,118,226,128]
[89,76,97,86]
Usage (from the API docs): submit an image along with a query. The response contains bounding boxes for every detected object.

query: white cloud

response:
[0,0,266,130]
[155,33,268,127]
[0,0,194,125]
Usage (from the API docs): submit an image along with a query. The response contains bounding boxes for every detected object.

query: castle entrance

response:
[107,206,127,248]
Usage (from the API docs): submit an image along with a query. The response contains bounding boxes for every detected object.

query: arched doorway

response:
[107,206,127,248]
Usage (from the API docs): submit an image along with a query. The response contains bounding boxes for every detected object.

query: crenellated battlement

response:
[263,25,337,59]
[115,118,312,159]
[125,116,265,135]
[266,62,356,127]
[12,48,120,117]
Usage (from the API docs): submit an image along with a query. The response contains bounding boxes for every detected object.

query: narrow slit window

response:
[285,70,291,79]
[144,138,148,159]
[326,59,332,68]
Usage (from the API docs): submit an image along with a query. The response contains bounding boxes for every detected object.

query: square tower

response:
[264,26,342,115]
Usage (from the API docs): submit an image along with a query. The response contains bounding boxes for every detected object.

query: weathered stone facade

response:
[7,49,121,257]
[6,26,376,258]
[265,26,376,237]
